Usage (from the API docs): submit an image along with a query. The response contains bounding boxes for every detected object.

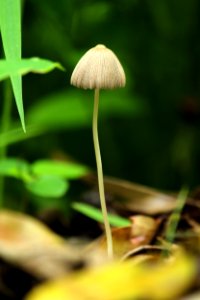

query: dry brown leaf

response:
[86,215,161,259]
[104,177,177,214]
[181,291,200,300]
[177,216,200,253]
[0,210,83,279]
[85,175,177,214]
[121,244,166,261]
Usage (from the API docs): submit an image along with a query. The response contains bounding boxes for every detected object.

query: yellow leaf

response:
[25,250,196,300]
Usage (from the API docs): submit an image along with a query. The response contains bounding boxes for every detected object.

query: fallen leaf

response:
[87,216,163,258]
[25,249,196,300]
[85,175,177,214]
[0,210,83,279]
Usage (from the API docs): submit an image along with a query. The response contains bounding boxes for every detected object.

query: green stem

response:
[92,88,113,259]
[0,80,13,206]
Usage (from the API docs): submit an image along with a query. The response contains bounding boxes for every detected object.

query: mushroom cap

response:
[70,44,126,90]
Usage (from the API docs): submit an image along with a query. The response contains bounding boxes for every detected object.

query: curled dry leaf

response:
[87,215,160,259]
[0,210,83,279]
[25,249,196,300]
[129,215,161,246]
[121,244,166,262]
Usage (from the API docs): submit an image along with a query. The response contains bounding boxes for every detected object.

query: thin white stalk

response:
[92,88,113,259]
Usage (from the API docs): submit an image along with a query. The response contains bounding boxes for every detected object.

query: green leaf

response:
[25,175,69,198]
[31,160,89,179]
[31,194,65,211]
[27,90,91,130]
[0,158,30,180]
[72,202,131,227]
[0,89,147,148]
[0,125,46,148]
[0,0,25,131]
[0,58,64,81]
[27,89,147,130]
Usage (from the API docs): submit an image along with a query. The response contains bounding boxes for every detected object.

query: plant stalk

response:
[165,186,189,244]
[0,80,13,206]
[92,88,113,259]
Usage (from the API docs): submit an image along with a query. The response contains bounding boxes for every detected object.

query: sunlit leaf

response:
[0,158,29,179]
[0,0,25,130]
[25,175,69,198]
[0,58,63,81]
[25,250,196,300]
[31,160,89,179]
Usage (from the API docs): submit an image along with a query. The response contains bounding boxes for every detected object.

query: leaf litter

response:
[0,176,200,299]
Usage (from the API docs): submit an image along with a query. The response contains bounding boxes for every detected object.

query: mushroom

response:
[71,44,126,258]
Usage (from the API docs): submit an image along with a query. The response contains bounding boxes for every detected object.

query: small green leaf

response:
[72,202,131,227]
[31,160,89,179]
[0,158,30,180]
[0,58,63,81]
[25,175,69,198]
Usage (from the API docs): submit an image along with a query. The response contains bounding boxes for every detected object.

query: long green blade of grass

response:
[0,0,25,131]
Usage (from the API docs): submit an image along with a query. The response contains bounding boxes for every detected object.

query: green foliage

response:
[0,58,63,81]
[14,0,199,190]
[0,0,200,211]
[0,0,24,130]
[0,125,45,148]
[0,158,29,179]
[0,1,63,132]
[0,158,89,199]
[72,202,131,227]
[26,89,145,130]
[31,160,89,179]
[25,175,68,198]
[27,90,91,130]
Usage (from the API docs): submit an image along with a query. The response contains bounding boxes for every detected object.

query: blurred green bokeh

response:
[3,0,200,190]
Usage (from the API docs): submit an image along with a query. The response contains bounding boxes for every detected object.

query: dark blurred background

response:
[8,0,200,190]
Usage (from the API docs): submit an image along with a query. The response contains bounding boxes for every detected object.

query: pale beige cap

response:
[70,44,126,89]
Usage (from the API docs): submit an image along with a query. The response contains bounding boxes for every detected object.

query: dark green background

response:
[8,0,200,190]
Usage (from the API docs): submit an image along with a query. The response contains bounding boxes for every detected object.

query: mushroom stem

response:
[92,88,113,259]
